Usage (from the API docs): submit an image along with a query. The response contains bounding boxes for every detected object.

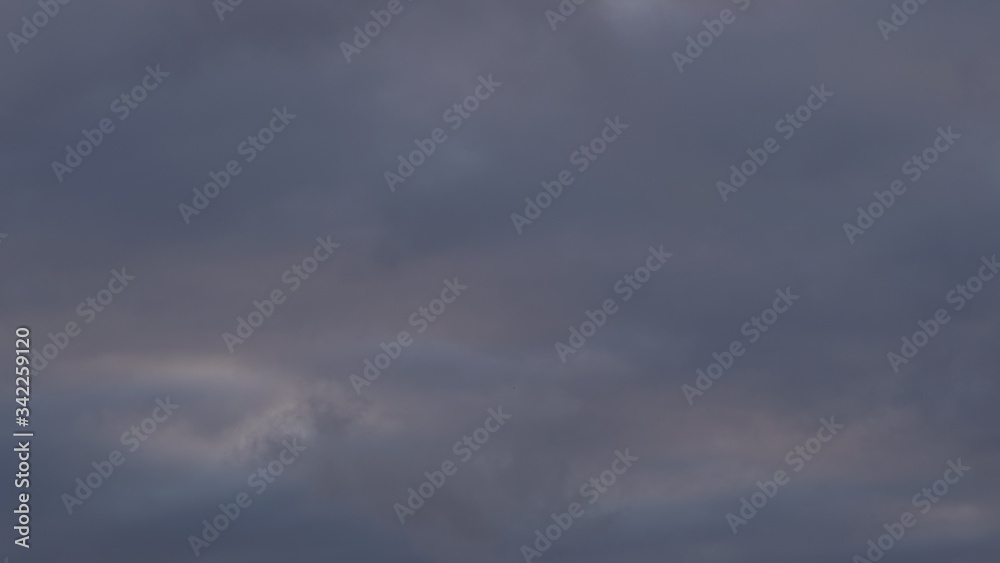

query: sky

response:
[0,0,998,562]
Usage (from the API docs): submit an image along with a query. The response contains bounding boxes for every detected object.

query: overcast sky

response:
[1,1,998,562]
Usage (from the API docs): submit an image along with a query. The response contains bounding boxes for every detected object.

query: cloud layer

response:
[1,0,998,561]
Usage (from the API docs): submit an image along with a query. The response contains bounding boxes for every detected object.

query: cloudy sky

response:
[1,0,998,561]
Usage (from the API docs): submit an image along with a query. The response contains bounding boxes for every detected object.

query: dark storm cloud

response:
[1,0,998,562]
